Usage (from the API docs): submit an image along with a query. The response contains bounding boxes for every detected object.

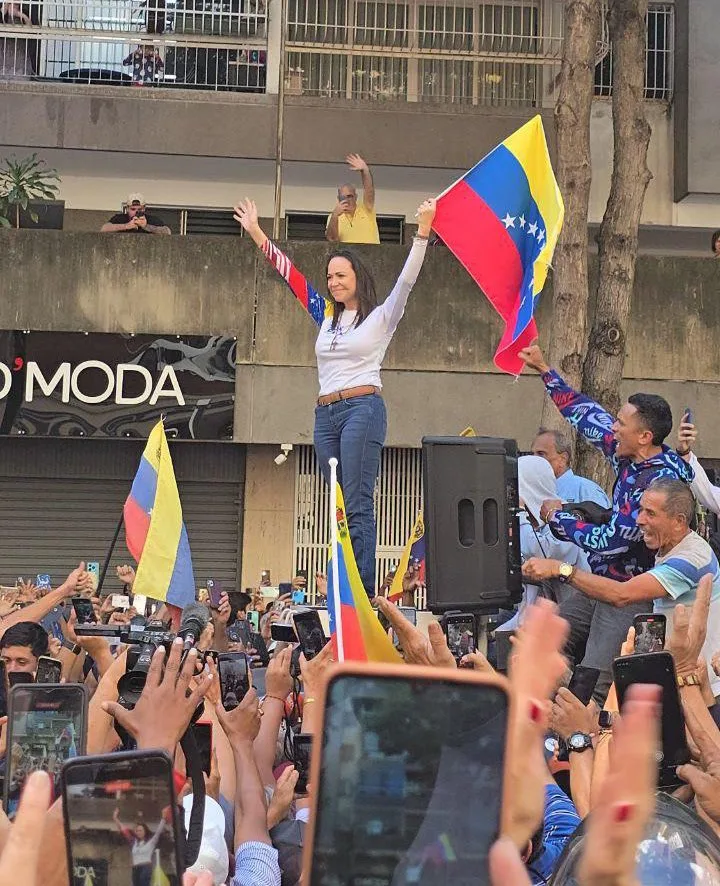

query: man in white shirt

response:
[523,477,720,698]
[531,428,610,508]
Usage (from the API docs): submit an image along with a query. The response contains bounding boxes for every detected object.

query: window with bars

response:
[594,3,674,100]
[285,0,546,105]
[293,444,423,603]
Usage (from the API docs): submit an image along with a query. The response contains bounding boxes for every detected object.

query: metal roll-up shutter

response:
[0,439,244,592]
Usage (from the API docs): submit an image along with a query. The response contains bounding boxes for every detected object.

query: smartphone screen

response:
[111,594,130,611]
[72,597,96,625]
[443,615,476,664]
[218,653,250,711]
[247,611,260,632]
[613,652,691,786]
[36,656,63,684]
[271,623,298,644]
[309,672,508,885]
[192,722,213,776]
[567,665,601,706]
[292,590,306,605]
[227,618,252,647]
[5,684,87,818]
[633,614,666,654]
[250,632,271,666]
[207,579,223,609]
[399,606,417,626]
[293,611,328,660]
[62,750,182,886]
[294,734,312,794]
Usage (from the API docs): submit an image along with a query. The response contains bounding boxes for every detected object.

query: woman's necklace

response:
[329,315,356,351]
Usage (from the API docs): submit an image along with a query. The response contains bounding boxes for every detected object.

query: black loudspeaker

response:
[422,436,522,613]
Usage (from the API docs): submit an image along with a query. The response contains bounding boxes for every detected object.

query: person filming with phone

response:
[101,193,171,235]
[523,477,720,700]
[326,153,379,245]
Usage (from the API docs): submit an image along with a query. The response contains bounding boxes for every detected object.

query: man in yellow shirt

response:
[326,153,380,245]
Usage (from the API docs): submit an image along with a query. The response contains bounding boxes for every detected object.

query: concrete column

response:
[266,0,282,95]
[240,443,296,588]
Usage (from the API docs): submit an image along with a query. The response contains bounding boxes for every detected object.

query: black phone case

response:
[613,651,691,786]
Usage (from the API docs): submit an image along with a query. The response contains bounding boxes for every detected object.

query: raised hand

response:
[415,198,436,237]
[233,198,260,236]
[345,153,369,172]
[517,342,550,374]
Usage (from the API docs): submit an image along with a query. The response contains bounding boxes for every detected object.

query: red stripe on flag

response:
[333,602,369,661]
[495,317,538,375]
[434,180,524,321]
[123,497,151,561]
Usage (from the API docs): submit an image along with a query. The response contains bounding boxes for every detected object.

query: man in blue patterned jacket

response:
[519,343,693,701]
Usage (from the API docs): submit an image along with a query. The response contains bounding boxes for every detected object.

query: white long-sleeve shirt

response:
[688,452,720,515]
[261,237,428,395]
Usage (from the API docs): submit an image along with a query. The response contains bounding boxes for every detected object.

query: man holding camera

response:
[101,193,171,235]
[325,154,380,244]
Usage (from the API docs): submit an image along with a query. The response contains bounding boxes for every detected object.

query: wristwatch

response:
[567,731,593,753]
[598,710,615,733]
[677,672,702,688]
[558,562,575,583]
[62,639,82,656]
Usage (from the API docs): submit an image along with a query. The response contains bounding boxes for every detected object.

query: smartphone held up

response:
[304,663,511,886]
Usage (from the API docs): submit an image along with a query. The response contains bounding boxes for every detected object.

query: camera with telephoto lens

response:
[76,617,176,708]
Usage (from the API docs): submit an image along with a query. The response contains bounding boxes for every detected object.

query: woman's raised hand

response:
[233,198,266,247]
[415,198,436,237]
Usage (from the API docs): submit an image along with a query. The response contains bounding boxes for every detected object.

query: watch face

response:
[569,733,588,749]
[559,563,573,578]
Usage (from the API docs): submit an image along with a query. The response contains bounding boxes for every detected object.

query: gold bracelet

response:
[304,697,316,704]
[264,695,287,704]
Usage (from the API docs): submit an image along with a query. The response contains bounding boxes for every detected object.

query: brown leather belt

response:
[317,385,381,406]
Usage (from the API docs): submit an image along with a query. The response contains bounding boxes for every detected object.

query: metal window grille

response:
[285,0,553,105]
[293,444,423,604]
[0,0,267,91]
[594,3,674,100]
[285,211,404,242]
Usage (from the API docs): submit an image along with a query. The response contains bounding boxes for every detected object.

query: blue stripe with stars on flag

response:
[464,144,548,337]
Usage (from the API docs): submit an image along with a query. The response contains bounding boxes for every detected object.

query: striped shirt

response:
[651,531,720,696]
[232,841,281,886]
[529,784,581,885]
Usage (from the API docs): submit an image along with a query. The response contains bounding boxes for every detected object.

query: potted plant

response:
[0,153,63,229]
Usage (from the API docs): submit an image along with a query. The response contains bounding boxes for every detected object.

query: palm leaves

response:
[0,153,61,228]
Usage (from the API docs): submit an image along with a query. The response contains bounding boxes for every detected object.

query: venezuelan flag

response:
[327,483,402,663]
[388,511,425,603]
[433,115,564,375]
[124,420,195,608]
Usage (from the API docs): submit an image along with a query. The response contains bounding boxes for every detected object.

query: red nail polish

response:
[613,802,635,823]
[529,701,543,724]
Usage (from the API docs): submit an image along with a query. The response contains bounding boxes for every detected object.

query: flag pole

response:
[328,458,345,661]
[96,512,124,597]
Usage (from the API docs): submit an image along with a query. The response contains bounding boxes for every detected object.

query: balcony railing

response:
[0,0,674,103]
[0,0,267,90]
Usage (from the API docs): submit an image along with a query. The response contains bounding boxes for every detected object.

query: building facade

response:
[0,0,717,595]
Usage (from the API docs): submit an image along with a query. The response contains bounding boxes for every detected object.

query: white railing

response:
[0,0,674,102]
[0,0,267,89]
[293,444,423,604]
[285,0,675,105]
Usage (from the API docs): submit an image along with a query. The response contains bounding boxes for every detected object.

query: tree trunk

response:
[577,0,652,484]
[541,0,601,435]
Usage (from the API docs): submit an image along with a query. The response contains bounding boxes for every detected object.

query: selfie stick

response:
[328,458,345,661]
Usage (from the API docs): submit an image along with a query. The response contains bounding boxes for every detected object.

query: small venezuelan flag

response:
[327,483,402,663]
[432,115,564,375]
[123,420,195,609]
[388,511,425,603]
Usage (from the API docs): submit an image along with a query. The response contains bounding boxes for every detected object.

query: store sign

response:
[0,331,236,440]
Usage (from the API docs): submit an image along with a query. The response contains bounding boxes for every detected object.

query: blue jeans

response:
[314,394,387,597]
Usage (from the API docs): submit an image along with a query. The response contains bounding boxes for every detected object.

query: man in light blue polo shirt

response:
[532,428,610,507]
[522,477,720,698]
